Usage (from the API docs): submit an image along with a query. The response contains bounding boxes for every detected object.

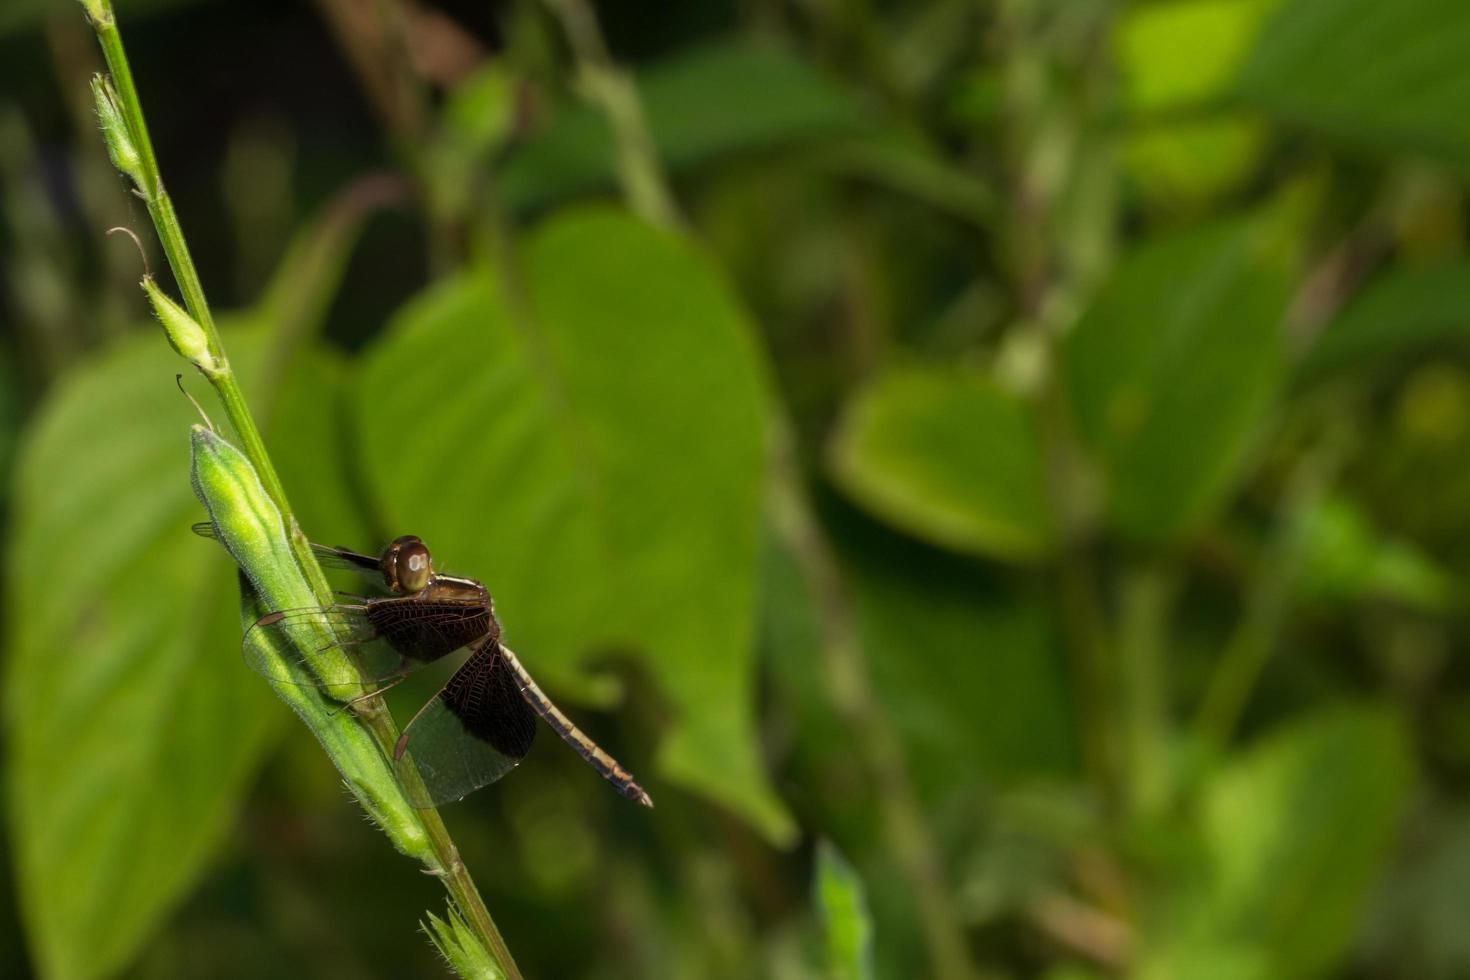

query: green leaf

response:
[1116,0,1283,113]
[500,41,867,210]
[1299,260,1470,378]
[1237,0,1470,169]
[1296,495,1455,610]
[3,326,362,980]
[828,367,1051,560]
[355,207,794,843]
[1062,217,1288,543]
[1200,705,1413,977]
[814,840,874,980]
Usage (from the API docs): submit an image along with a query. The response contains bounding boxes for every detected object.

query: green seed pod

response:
[90,74,141,185]
[190,425,435,865]
[141,277,218,375]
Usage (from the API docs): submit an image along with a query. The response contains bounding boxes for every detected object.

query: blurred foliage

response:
[2,0,1470,978]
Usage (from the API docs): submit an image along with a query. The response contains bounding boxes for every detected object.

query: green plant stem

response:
[81,4,520,976]
[999,0,1122,812]
[542,0,682,230]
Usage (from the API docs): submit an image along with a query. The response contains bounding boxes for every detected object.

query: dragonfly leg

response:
[332,660,414,715]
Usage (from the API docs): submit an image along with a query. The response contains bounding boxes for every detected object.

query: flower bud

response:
[141,276,218,375]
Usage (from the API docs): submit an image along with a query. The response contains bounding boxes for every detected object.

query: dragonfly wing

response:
[395,641,536,807]
[243,605,406,693]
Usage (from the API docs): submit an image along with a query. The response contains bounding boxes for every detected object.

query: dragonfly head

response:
[382,534,433,593]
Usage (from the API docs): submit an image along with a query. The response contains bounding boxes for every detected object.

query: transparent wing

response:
[395,641,537,807]
[194,520,387,581]
[242,605,407,694]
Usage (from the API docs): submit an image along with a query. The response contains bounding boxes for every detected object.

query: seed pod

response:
[190,426,435,865]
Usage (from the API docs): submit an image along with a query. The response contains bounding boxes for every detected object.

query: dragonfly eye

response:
[393,540,433,592]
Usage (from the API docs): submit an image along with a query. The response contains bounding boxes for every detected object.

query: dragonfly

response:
[197,525,652,809]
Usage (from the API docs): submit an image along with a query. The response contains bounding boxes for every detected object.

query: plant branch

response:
[541,0,682,230]
[79,3,520,976]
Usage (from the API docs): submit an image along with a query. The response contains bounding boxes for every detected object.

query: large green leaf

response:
[354,207,794,843]
[3,328,362,980]
[1237,0,1470,169]
[828,367,1051,561]
[1062,217,1288,543]
[500,41,867,211]
[1299,260,1470,378]
[1200,706,1413,977]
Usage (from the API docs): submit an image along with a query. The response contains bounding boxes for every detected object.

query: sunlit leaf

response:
[1062,217,1288,543]
[1116,0,1282,112]
[1300,260,1470,378]
[3,189,376,978]
[829,367,1051,561]
[814,840,874,980]
[3,328,362,980]
[355,206,794,843]
[1238,0,1470,168]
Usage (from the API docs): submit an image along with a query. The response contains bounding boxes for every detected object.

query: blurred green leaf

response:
[1122,118,1267,207]
[355,206,794,843]
[828,367,1051,561]
[1200,705,1413,977]
[501,41,867,210]
[1062,217,1289,543]
[1238,0,1470,168]
[1117,0,1282,113]
[814,840,874,980]
[1297,495,1455,610]
[3,327,362,980]
[1299,260,1470,378]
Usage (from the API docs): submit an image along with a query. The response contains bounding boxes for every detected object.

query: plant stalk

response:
[80,3,520,975]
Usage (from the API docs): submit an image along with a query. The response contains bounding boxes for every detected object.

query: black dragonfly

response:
[199,525,652,809]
